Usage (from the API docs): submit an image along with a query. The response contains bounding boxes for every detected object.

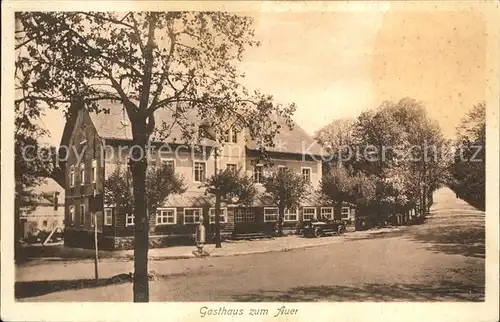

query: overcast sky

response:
[39,9,487,146]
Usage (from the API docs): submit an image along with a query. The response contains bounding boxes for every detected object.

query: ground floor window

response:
[69,205,75,225]
[104,207,114,226]
[284,208,298,221]
[184,208,202,224]
[320,207,334,220]
[79,204,85,226]
[235,208,255,222]
[157,208,176,225]
[341,206,350,219]
[126,213,135,226]
[264,207,278,222]
[302,207,316,221]
[209,208,228,223]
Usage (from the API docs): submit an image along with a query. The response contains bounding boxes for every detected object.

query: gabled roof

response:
[161,186,333,208]
[88,100,217,146]
[245,116,325,156]
[27,178,65,208]
[60,99,325,156]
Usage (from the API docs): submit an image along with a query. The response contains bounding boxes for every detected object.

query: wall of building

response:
[245,155,322,189]
[64,108,105,234]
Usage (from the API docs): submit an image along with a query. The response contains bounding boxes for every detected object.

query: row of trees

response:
[448,102,486,210]
[315,98,449,225]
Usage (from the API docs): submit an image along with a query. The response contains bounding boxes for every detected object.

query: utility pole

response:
[94,213,99,280]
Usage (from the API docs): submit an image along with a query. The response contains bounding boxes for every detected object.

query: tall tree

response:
[314,118,355,166]
[348,98,446,220]
[449,102,485,209]
[319,166,376,217]
[204,167,257,247]
[104,163,186,222]
[16,12,296,301]
[14,14,59,259]
[263,167,308,235]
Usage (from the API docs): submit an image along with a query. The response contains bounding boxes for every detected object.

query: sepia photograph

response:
[1,1,499,321]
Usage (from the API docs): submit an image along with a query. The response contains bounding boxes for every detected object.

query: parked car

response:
[301,219,345,238]
[50,227,64,242]
[25,229,42,244]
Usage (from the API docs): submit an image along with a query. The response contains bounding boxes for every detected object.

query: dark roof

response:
[246,116,325,156]
[162,187,332,208]
[88,100,216,146]
[64,99,325,156]
[21,178,65,210]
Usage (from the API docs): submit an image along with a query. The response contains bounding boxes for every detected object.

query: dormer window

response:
[222,128,238,144]
[231,129,238,143]
[222,129,230,143]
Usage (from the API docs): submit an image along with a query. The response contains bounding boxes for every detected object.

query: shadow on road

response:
[410,224,485,259]
[232,280,484,302]
[348,224,485,259]
[15,273,133,299]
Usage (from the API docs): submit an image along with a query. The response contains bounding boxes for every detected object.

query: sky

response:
[39,9,487,146]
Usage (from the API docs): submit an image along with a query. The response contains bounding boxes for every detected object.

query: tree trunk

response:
[277,204,284,236]
[129,120,150,302]
[422,185,427,217]
[215,193,222,248]
[94,213,99,280]
[131,158,149,302]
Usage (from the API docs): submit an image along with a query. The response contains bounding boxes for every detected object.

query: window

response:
[226,163,237,172]
[70,166,75,187]
[156,208,176,225]
[321,207,334,220]
[231,129,238,143]
[341,206,350,219]
[209,208,228,223]
[42,220,48,227]
[302,167,311,183]
[303,207,317,221]
[91,159,97,184]
[284,208,298,222]
[194,162,206,182]
[80,163,85,185]
[235,208,255,222]
[222,129,230,143]
[264,207,278,222]
[184,208,202,224]
[104,207,113,226]
[160,158,175,170]
[79,204,85,226]
[222,128,238,143]
[277,165,286,173]
[69,205,75,224]
[126,213,135,226]
[254,165,263,183]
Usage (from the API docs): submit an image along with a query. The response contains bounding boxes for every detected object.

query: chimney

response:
[53,191,60,211]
